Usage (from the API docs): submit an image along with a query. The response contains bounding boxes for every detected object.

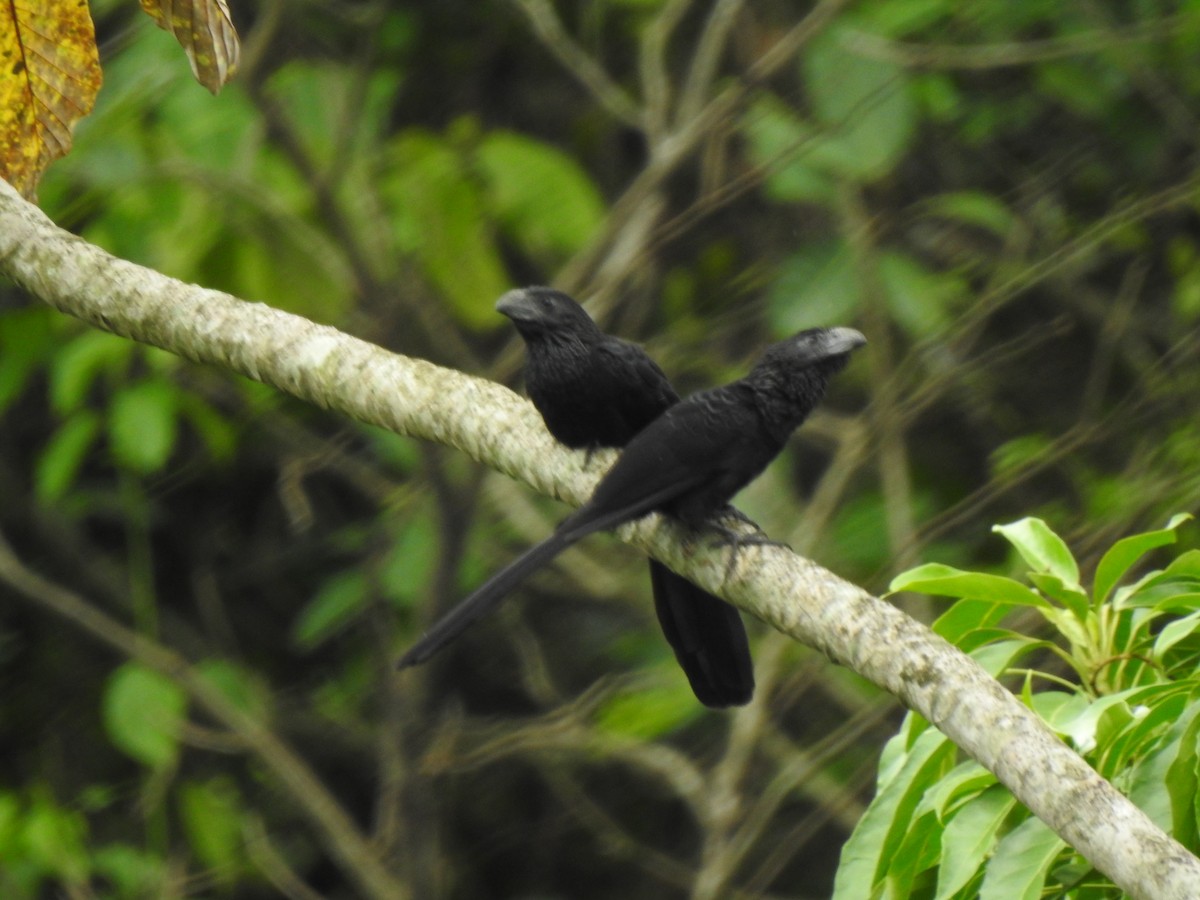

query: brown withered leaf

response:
[0,0,102,201]
[140,0,239,94]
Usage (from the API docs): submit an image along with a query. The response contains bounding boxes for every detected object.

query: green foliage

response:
[766,240,858,330]
[0,788,168,898]
[0,307,54,416]
[3,315,242,502]
[109,380,178,473]
[835,515,1199,898]
[102,663,187,770]
[0,790,92,895]
[292,569,371,650]
[878,251,966,337]
[178,777,246,885]
[595,678,703,740]
[803,27,916,182]
[195,659,271,721]
[35,410,101,503]
[380,121,607,328]
[476,131,606,265]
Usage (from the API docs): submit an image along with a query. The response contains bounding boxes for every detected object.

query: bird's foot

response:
[705,522,790,583]
[714,504,762,532]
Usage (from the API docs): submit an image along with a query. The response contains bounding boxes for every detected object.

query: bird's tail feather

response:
[396,527,577,669]
[397,487,687,670]
[649,562,754,707]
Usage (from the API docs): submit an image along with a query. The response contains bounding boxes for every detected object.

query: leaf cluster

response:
[840,514,1200,898]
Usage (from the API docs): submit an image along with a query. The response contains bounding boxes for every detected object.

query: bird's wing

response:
[581,384,759,523]
[595,338,678,423]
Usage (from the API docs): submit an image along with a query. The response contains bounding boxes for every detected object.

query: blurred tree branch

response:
[0,525,406,900]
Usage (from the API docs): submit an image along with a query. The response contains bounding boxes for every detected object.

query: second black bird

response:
[398,318,867,699]
[496,286,753,707]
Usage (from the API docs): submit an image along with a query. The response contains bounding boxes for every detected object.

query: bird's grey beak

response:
[823,327,867,355]
[495,288,535,321]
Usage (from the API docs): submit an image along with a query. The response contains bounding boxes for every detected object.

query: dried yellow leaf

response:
[140,0,239,94]
[0,0,102,200]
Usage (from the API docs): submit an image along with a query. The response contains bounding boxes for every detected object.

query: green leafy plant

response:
[834,514,1199,899]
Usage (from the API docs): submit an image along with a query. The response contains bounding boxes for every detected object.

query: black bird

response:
[494,286,753,707]
[397,323,867,697]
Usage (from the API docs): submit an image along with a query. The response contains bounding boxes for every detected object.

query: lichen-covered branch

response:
[1,179,1197,899]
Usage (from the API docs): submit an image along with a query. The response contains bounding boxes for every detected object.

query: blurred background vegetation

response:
[2,0,1199,896]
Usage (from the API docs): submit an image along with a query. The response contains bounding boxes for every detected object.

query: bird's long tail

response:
[396,485,688,669]
[396,528,576,668]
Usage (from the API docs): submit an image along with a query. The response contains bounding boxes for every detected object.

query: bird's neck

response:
[749,362,840,442]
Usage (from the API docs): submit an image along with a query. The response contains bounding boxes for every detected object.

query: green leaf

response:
[1099,685,1192,780]
[1093,514,1193,605]
[49,330,133,415]
[850,0,953,37]
[1036,61,1112,119]
[885,807,942,897]
[177,394,238,463]
[969,639,1037,678]
[477,131,606,263]
[195,659,269,721]
[990,434,1054,482]
[92,844,163,897]
[1166,550,1200,580]
[935,785,1017,900]
[1040,691,1134,754]
[804,27,916,181]
[103,663,186,769]
[1026,573,1090,620]
[890,563,1051,610]
[1123,587,1200,614]
[741,93,834,203]
[266,62,397,168]
[978,816,1065,900]
[931,598,1014,645]
[767,240,860,335]
[292,570,370,650]
[379,517,438,608]
[382,129,510,329]
[212,216,354,321]
[1129,699,1200,841]
[179,778,243,882]
[1153,610,1200,661]
[993,518,1082,591]
[878,251,966,337]
[915,760,994,819]
[833,729,957,898]
[0,307,54,417]
[596,678,701,739]
[35,411,102,502]
[22,793,91,885]
[0,791,19,847]
[921,191,1016,239]
[109,380,178,473]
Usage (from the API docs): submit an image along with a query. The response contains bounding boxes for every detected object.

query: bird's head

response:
[495,287,598,339]
[757,326,867,371]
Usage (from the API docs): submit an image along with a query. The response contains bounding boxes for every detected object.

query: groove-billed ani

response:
[495,286,753,707]
[397,325,867,692]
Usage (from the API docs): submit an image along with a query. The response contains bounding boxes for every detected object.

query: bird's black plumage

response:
[397,318,867,700]
[497,288,677,451]
[493,287,753,707]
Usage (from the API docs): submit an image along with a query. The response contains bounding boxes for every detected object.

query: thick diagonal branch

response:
[1,179,1197,900]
